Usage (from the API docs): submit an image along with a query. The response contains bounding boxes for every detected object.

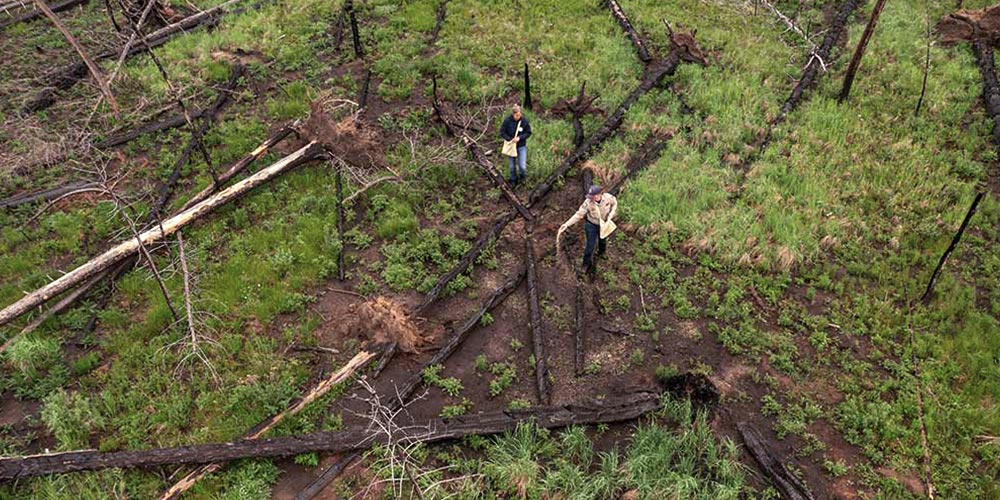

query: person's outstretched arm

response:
[606,195,618,221]
[558,201,588,235]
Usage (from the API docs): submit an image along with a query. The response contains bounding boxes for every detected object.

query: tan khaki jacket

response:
[559,194,618,232]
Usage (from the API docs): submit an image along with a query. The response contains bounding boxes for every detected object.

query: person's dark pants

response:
[583,220,606,272]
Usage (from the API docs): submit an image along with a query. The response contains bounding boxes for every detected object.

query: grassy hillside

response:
[0,0,998,498]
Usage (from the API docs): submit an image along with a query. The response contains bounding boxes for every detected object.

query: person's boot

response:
[585,262,597,281]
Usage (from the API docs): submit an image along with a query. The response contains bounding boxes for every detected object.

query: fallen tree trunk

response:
[462,135,533,221]
[606,0,651,63]
[0,0,87,31]
[0,267,110,351]
[0,142,324,330]
[179,123,298,211]
[738,422,816,500]
[22,0,251,114]
[94,108,207,149]
[776,0,863,124]
[838,0,888,102]
[915,17,932,117]
[428,0,448,44]
[972,40,1000,147]
[413,212,517,316]
[607,133,672,196]
[525,229,550,404]
[152,65,242,219]
[0,180,95,209]
[296,269,525,499]
[156,346,383,500]
[0,391,660,480]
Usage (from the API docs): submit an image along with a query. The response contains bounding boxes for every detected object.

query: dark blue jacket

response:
[499,114,531,148]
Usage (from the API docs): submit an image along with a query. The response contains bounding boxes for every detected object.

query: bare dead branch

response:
[33,0,120,116]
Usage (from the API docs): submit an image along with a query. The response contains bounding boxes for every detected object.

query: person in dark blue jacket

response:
[499,104,532,186]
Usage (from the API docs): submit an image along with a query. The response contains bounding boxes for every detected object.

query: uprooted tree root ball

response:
[345,297,434,354]
[302,100,386,169]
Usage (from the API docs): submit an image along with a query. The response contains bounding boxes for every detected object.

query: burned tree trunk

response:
[917,41,1000,303]
[179,123,299,211]
[525,229,550,404]
[414,212,518,315]
[463,136,534,221]
[152,65,243,219]
[0,181,96,209]
[0,0,88,32]
[606,0,651,63]
[738,423,816,500]
[921,192,984,305]
[838,0,887,102]
[973,40,1000,146]
[0,142,324,329]
[357,68,371,109]
[572,167,593,376]
[1,392,661,480]
[94,108,207,149]
[428,0,448,45]
[346,0,363,60]
[777,0,863,123]
[607,134,672,196]
[523,62,533,110]
[156,347,383,500]
[295,270,526,500]
[336,164,345,281]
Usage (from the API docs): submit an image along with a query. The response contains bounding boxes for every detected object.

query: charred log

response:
[738,423,816,500]
[523,62,532,110]
[525,229,550,404]
[0,181,96,210]
[345,0,363,60]
[0,0,88,32]
[777,0,863,123]
[1,392,661,481]
[606,0,651,63]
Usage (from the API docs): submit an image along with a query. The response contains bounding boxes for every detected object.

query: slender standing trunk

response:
[838,0,888,102]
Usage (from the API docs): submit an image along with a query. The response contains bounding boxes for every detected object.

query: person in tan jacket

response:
[557,185,617,276]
